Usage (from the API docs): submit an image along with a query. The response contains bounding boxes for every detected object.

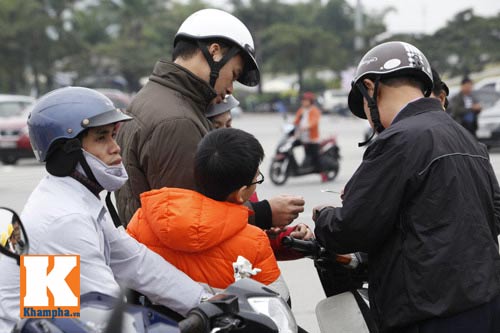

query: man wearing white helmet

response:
[116,8,304,232]
[313,41,500,332]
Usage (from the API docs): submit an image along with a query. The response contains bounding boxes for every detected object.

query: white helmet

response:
[174,8,260,87]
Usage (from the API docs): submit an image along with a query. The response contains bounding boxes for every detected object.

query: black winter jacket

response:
[315,98,500,331]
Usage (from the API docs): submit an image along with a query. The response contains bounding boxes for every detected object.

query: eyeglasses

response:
[248,171,264,186]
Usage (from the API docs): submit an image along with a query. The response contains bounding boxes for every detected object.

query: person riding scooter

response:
[293,92,321,173]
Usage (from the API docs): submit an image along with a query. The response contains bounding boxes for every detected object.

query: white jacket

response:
[0,175,208,330]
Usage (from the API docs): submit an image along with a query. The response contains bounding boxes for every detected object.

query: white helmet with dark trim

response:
[174,8,260,87]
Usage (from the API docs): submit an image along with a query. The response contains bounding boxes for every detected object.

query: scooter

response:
[269,124,340,185]
[281,236,379,333]
[1,207,376,333]
[0,207,297,333]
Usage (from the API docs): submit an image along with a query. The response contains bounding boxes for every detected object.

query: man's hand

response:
[268,195,305,228]
[290,223,314,240]
[312,204,333,222]
[472,103,482,113]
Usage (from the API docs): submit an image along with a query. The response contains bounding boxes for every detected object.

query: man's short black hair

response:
[431,68,449,97]
[194,128,264,201]
[172,37,231,61]
[379,75,426,93]
[461,77,473,85]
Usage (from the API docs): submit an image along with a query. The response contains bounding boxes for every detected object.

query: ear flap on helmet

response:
[46,139,82,177]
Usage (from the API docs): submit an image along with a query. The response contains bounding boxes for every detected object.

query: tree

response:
[231,0,295,93]
[381,9,500,78]
[262,23,340,93]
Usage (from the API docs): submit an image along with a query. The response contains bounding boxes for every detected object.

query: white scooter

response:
[0,207,297,333]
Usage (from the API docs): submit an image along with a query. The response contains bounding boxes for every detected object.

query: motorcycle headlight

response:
[248,297,298,333]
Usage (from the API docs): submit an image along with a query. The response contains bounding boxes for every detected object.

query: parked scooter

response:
[269,123,340,185]
[0,207,297,333]
[281,236,378,333]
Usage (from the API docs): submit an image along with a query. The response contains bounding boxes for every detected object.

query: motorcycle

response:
[269,123,340,185]
[1,207,376,333]
[0,207,297,333]
[281,236,378,333]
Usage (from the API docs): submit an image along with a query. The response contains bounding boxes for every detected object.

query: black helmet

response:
[348,41,433,119]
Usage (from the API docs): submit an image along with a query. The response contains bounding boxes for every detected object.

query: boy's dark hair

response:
[194,128,264,201]
[172,37,230,61]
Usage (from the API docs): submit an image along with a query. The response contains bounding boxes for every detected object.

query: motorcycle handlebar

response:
[281,236,324,258]
[178,311,207,333]
[281,236,367,268]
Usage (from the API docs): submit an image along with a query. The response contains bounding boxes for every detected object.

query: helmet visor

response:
[83,109,132,128]
[238,44,260,87]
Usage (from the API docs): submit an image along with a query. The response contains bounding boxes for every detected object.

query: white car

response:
[319,89,349,115]
[475,76,500,93]
[477,100,500,149]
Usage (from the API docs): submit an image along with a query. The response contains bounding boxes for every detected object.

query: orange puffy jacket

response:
[127,188,281,290]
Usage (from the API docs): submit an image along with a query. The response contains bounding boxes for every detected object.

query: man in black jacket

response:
[313,41,500,332]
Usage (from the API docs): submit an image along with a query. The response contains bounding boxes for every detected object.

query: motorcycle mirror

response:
[0,207,29,265]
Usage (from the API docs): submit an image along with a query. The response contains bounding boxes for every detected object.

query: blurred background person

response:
[449,77,482,137]
[293,92,321,173]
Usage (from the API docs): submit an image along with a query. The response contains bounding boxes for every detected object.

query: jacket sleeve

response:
[486,162,500,236]
[314,137,407,254]
[293,109,302,125]
[250,227,283,279]
[248,200,273,230]
[492,177,500,237]
[105,216,208,316]
[449,94,467,120]
[309,107,320,129]
[142,118,204,191]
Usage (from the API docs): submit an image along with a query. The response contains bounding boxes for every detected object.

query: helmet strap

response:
[356,77,385,134]
[198,41,240,88]
[358,128,377,148]
[78,151,99,186]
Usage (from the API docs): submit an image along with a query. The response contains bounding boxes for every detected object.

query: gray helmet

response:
[206,95,240,118]
[348,41,433,119]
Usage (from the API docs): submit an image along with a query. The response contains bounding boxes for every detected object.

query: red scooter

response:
[269,124,340,185]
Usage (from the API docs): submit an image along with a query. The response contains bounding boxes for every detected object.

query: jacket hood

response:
[138,187,252,253]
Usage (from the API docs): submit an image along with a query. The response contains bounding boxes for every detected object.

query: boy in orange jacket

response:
[127,128,289,300]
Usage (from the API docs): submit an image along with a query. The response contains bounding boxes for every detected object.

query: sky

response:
[342,0,500,35]
[209,0,500,35]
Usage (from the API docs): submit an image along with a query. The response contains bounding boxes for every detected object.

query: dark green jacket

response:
[116,60,216,224]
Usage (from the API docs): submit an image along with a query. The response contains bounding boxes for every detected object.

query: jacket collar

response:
[149,60,217,108]
[392,97,443,125]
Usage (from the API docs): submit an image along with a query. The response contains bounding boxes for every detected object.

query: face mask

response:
[76,150,128,192]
